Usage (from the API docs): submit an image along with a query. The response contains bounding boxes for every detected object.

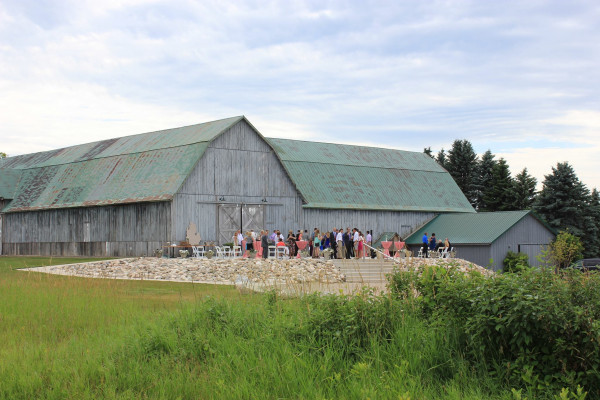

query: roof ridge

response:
[266,137,428,154]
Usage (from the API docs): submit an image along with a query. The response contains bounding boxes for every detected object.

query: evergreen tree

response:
[473,150,496,210]
[436,149,447,169]
[482,158,515,211]
[423,147,434,159]
[445,139,478,206]
[512,168,537,210]
[582,189,600,257]
[534,162,589,238]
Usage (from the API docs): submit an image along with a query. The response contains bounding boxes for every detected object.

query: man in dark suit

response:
[261,230,269,259]
[343,228,351,259]
[330,228,337,258]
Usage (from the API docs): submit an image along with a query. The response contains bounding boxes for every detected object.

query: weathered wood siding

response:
[172,120,300,242]
[1,202,171,256]
[490,214,555,269]
[300,209,434,240]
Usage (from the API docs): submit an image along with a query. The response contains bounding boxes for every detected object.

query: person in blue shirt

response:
[422,232,428,258]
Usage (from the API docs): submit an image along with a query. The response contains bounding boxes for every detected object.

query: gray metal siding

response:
[491,214,555,269]
[1,201,171,256]
[453,245,493,269]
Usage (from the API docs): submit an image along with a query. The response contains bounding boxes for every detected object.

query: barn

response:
[404,210,556,270]
[0,116,474,257]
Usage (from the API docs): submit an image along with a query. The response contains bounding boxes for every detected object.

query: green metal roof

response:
[1,117,242,212]
[1,116,475,214]
[267,138,474,213]
[0,168,21,199]
[404,210,553,245]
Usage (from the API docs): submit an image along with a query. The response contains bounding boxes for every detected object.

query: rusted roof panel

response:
[4,144,209,212]
[0,117,245,213]
[0,168,22,199]
[266,139,474,213]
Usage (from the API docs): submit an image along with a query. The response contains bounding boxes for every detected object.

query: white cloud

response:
[0,0,599,191]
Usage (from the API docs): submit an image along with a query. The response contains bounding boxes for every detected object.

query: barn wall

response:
[172,120,300,243]
[405,243,491,267]
[1,201,171,256]
[300,208,434,240]
[491,214,555,269]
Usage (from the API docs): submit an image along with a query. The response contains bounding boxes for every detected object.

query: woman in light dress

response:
[313,230,321,258]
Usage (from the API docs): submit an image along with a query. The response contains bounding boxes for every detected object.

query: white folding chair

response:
[276,246,288,259]
[215,246,226,258]
[232,245,242,258]
[417,248,424,258]
[223,246,232,258]
[268,245,277,258]
[192,246,205,258]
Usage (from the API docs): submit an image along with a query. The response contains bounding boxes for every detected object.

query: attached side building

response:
[0,116,474,257]
[404,210,556,270]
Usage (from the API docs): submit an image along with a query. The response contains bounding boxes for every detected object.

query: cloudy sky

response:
[1,0,599,190]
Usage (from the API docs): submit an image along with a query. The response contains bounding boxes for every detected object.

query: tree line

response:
[425,140,600,258]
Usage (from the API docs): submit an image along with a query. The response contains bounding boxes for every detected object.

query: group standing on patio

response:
[232,227,379,260]
[420,232,452,258]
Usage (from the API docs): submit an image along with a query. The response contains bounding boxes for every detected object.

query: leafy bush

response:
[503,251,530,273]
[292,289,398,359]
[541,231,584,270]
[388,266,600,395]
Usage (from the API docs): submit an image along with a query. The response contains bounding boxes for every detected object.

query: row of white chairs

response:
[417,247,455,258]
[191,245,243,258]
[190,245,291,259]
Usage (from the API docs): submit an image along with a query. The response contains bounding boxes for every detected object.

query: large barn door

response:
[218,204,241,244]
[242,205,264,237]
[217,204,264,244]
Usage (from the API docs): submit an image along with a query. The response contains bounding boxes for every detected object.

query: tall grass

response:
[1,256,587,399]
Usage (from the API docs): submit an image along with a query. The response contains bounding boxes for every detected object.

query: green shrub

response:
[387,266,600,395]
[292,288,399,359]
[503,251,531,273]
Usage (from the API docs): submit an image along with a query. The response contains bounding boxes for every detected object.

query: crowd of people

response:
[232,227,377,259]
[420,232,452,258]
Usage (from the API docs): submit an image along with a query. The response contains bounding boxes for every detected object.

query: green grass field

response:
[0,257,587,399]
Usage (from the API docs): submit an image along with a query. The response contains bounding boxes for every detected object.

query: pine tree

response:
[473,150,496,211]
[482,158,515,211]
[436,149,447,169]
[582,189,600,257]
[534,162,589,237]
[445,139,478,206]
[512,168,537,210]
